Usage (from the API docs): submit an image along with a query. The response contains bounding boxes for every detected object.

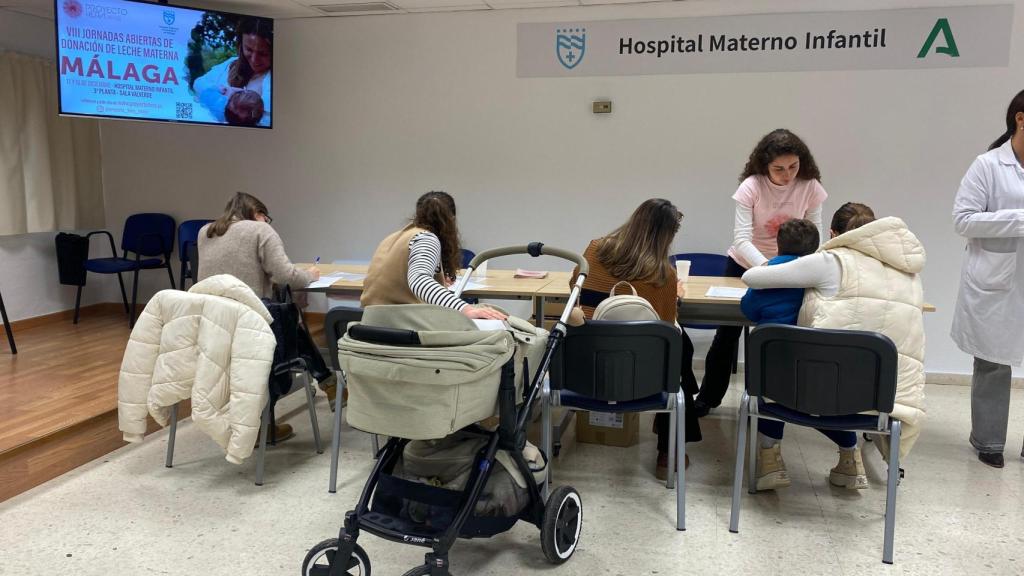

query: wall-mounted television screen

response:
[55,0,273,128]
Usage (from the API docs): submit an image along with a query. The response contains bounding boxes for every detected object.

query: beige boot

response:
[756,443,791,491]
[829,447,868,489]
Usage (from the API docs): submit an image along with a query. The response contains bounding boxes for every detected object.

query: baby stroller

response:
[302,244,588,576]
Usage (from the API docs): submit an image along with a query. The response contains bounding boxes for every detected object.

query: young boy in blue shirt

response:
[740,218,820,325]
[741,218,867,491]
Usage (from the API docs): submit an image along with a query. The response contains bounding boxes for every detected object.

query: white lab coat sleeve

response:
[953,157,1024,239]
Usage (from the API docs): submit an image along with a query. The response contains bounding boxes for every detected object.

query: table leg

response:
[533,295,545,328]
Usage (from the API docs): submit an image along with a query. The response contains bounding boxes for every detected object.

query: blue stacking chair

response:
[729,324,904,564]
[671,252,744,374]
[544,320,687,530]
[460,249,479,304]
[80,213,176,327]
[178,219,213,290]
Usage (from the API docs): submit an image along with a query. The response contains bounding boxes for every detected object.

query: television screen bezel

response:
[53,0,274,129]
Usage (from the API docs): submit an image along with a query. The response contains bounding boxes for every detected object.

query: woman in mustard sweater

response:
[575,198,702,480]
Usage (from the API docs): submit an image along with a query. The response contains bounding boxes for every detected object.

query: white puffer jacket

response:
[117,275,277,464]
[799,217,927,455]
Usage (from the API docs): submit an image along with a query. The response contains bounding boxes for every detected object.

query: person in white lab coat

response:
[952,89,1024,469]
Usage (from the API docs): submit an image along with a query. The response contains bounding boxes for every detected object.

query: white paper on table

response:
[455,277,489,291]
[307,272,366,289]
[472,319,508,331]
[705,286,748,299]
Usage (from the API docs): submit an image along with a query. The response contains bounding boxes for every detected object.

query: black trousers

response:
[695,257,746,409]
[655,329,702,453]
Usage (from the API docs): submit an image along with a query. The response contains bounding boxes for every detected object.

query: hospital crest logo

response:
[556,27,586,70]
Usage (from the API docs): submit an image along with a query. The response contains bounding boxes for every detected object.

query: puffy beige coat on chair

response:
[117,275,277,464]
[799,217,927,457]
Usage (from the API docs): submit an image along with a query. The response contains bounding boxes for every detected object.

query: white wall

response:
[0,9,114,322]
[97,0,1023,375]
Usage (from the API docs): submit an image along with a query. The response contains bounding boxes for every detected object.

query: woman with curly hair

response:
[694,129,828,417]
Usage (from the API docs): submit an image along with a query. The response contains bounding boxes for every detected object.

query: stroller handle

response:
[467,243,589,277]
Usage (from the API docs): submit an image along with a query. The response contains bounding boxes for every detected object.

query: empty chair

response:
[671,252,745,375]
[81,213,176,327]
[1,288,14,354]
[545,319,687,530]
[177,219,213,290]
[729,324,904,564]
[460,248,476,269]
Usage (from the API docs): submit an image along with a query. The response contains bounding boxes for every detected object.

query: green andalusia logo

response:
[918,18,959,58]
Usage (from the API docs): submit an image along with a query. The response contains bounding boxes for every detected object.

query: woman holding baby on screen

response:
[191,17,273,127]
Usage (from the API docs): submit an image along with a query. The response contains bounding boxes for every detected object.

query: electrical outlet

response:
[593,101,612,114]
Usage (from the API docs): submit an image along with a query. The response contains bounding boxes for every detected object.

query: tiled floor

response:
[2,381,1022,576]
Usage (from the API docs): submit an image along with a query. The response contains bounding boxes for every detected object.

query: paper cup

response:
[675,260,691,283]
[476,260,488,277]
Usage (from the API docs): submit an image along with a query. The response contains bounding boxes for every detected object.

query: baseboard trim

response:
[6,303,127,331]
[693,359,1021,389]
[926,371,1024,389]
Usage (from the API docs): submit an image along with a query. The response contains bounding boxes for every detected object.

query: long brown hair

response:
[740,129,822,182]
[990,89,1024,151]
[830,202,876,235]
[228,17,272,89]
[596,198,682,286]
[207,192,268,238]
[412,191,461,281]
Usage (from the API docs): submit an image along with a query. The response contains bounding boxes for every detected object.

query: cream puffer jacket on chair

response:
[117,274,277,464]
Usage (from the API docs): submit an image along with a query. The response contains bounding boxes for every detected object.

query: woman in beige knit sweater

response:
[198,192,321,442]
[198,192,319,298]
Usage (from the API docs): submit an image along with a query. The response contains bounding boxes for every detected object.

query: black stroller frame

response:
[306,244,589,576]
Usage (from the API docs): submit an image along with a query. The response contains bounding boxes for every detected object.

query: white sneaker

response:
[756,444,791,491]
[829,448,869,490]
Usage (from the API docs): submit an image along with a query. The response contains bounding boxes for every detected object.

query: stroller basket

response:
[339,304,548,440]
[370,472,519,540]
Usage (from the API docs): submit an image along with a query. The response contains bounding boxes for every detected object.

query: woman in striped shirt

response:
[361,191,506,320]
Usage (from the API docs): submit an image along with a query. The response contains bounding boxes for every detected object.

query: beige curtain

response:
[0,51,104,236]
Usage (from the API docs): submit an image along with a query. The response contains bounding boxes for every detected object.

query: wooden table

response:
[299,265,574,327]
[300,267,934,327]
[540,275,936,326]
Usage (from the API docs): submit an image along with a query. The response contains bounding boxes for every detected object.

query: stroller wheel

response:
[400,566,432,576]
[541,485,582,564]
[301,538,371,576]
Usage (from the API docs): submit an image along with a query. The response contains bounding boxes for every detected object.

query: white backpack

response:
[592,281,660,322]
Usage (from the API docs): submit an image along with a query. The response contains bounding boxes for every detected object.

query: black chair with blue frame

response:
[323,305,370,494]
[79,213,177,327]
[177,219,213,290]
[1,288,15,354]
[728,324,904,564]
[544,319,687,530]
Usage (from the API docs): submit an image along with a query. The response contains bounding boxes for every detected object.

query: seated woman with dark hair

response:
[361,191,505,320]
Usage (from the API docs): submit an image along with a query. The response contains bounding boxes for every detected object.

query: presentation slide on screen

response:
[56,0,273,128]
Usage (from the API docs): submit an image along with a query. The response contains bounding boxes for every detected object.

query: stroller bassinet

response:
[339,305,547,440]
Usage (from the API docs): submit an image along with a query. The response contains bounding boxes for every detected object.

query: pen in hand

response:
[310,256,322,281]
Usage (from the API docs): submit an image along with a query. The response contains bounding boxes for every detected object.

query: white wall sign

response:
[517,5,1013,77]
